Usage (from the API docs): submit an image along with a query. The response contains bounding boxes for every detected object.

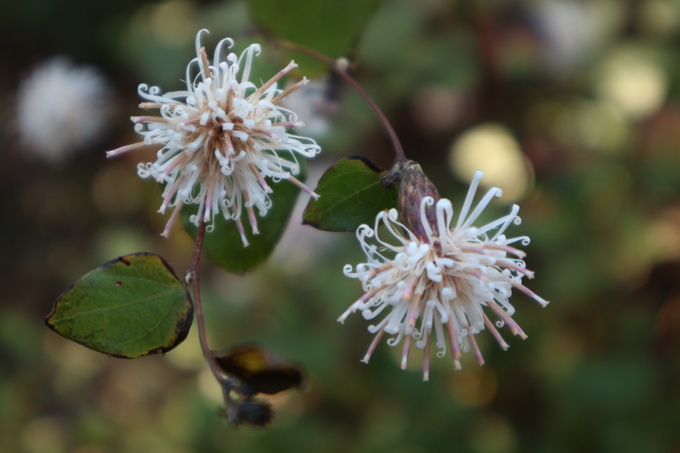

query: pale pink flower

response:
[340,171,548,380]
[107,30,320,244]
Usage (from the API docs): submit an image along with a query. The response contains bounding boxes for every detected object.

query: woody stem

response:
[188,209,225,383]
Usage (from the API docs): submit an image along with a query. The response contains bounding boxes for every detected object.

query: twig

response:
[187,211,224,382]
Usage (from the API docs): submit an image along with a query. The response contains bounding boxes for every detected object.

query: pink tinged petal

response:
[247,163,272,193]
[460,243,526,260]
[401,335,412,370]
[252,60,298,101]
[158,153,187,181]
[182,117,200,126]
[247,205,259,234]
[243,191,259,235]
[234,217,249,247]
[446,318,462,363]
[250,127,273,138]
[512,282,550,307]
[159,176,185,214]
[405,299,420,332]
[161,199,184,238]
[106,141,148,158]
[287,175,319,199]
[338,286,384,323]
[138,102,162,109]
[223,134,235,155]
[422,328,432,381]
[488,243,527,259]
[362,328,386,364]
[486,299,527,339]
[203,172,217,223]
[198,46,211,81]
[271,77,308,105]
[496,259,534,277]
[468,333,485,366]
[402,275,418,301]
[131,116,167,123]
[482,312,509,350]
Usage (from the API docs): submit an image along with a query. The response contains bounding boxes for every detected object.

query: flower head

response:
[340,171,548,380]
[107,30,321,244]
[17,57,112,162]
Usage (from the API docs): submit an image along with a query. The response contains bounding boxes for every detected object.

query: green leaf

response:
[181,172,304,275]
[248,0,382,75]
[45,253,193,359]
[303,156,398,232]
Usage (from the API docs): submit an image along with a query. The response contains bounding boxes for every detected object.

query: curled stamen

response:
[108,30,321,245]
[339,170,546,377]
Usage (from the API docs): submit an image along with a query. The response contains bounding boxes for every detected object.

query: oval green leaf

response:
[45,253,193,358]
[248,0,382,75]
[303,156,398,232]
[181,172,304,275]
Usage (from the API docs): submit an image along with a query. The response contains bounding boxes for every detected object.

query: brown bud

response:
[386,160,440,242]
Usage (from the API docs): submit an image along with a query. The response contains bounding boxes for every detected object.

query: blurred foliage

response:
[248,0,382,75]
[2,0,680,452]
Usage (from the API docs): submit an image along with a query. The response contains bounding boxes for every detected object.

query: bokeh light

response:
[448,123,532,202]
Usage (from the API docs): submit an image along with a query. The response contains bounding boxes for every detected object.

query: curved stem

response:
[188,213,224,382]
[277,40,407,163]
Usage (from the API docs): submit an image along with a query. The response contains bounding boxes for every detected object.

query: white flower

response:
[340,171,548,380]
[107,29,321,244]
[17,57,112,163]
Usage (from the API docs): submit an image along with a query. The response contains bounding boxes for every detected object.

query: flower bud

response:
[382,160,440,241]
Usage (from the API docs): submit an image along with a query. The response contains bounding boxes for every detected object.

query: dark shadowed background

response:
[1,0,679,452]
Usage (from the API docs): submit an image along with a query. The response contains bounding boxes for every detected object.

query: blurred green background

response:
[2,0,680,452]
